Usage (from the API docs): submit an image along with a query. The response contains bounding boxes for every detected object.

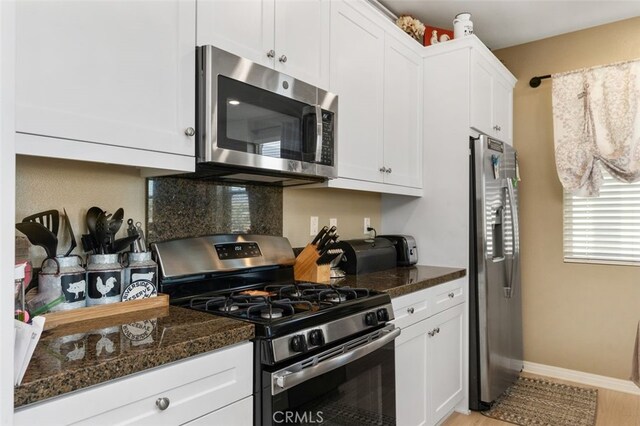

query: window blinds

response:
[563,171,640,265]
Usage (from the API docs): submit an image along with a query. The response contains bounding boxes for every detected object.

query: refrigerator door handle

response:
[505,178,520,298]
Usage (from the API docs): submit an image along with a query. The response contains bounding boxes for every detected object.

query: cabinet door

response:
[395,318,429,426]
[426,303,465,425]
[383,37,423,188]
[330,1,384,183]
[469,52,494,138]
[197,0,275,68]
[493,75,513,144]
[274,0,330,89]
[16,0,195,157]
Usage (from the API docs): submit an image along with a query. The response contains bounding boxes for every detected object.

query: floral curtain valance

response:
[552,58,640,197]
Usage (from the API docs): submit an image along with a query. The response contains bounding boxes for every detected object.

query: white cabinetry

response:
[15,0,196,173]
[470,49,514,144]
[197,0,330,89]
[300,0,423,197]
[383,36,423,188]
[329,0,384,183]
[393,279,466,426]
[14,342,253,426]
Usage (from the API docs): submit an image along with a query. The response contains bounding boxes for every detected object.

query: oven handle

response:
[271,325,400,395]
[314,104,323,163]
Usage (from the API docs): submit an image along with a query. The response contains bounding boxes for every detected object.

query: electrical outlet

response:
[310,216,319,236]
[363,217,370,234]
[329,218,337,228]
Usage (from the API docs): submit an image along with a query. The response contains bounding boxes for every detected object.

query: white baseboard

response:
[523,361,640,396]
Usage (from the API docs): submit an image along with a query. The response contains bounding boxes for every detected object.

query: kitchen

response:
[2,0,640,425]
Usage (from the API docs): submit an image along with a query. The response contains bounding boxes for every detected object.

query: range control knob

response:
[308,329,325,346]
[376,308,389,322]
[290,334,308,353]
[364,312,378,327]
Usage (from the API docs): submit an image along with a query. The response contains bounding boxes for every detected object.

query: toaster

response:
[378,235,418,266]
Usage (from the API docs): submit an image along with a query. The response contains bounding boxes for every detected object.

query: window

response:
[563,169,640,265]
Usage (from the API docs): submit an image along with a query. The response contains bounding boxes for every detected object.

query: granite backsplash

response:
[146,177,282,244]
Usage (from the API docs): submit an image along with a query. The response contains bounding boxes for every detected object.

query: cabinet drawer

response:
[15,342,253,426]
[183,396,253,426]
[392,287,430,329]
[430,278,466,316]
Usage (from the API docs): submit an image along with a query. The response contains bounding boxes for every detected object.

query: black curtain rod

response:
[529,74,551,88]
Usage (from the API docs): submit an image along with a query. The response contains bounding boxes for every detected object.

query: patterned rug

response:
[482,376,598,426]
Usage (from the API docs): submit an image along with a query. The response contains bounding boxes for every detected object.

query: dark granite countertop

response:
[14,306,254,408]
[332,265,466,298]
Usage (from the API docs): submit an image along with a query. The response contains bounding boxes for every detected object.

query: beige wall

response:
[16,156,146,264]
[494,17,640,379]
[283,188,381,247]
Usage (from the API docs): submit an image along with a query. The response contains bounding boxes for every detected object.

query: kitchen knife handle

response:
[311,226,328,245]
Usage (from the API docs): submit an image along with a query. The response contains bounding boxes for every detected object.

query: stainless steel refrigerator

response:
[469,135,523,410]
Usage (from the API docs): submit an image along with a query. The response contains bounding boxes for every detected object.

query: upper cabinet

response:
[197,0,330,89]
[469,49,514,144]
[330,0,385,183]
[15,0,196,173]
[306,0,422,197]
[383,36,423,188]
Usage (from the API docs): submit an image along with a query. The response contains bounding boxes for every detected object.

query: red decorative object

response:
[423,26,454,46]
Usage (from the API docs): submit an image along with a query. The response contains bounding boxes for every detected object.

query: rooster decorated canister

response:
[39,256,86,311]
[86,254,123,306]
[122,252,157,301]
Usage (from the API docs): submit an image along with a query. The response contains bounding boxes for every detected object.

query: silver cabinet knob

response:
[386,168,392,174]
[435,327,440,334]
[379,167,387,173]
[184,127,195,137]
[267,49,275,58]
[156,397,170,411]
[493,125,502,131]
[448,292,455,298]
[428,329,435,337]
[407,307,414,314]
[279,55,287,63]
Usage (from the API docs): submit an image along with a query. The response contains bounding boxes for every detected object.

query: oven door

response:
[263,325,400,425]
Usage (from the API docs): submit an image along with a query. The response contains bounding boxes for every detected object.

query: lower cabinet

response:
[14,342,253,426]
[393,283,466,426]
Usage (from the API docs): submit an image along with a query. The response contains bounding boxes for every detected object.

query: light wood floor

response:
[443,374,640,426]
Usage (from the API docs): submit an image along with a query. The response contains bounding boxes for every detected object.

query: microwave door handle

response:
[314,104,323,163]
[505,178,520,298]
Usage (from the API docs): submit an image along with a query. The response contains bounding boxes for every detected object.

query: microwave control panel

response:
[319,111,334,166]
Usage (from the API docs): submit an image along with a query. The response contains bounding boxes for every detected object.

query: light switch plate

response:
[329,218,337,228]
[310,216,319,236]
[363,217,370,234]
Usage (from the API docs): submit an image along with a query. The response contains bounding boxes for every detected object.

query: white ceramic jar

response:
[453,13,473,39]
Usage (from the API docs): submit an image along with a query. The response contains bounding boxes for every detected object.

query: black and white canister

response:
[86,254,123,306]
[39,256,86,311]
[122,251,157,301]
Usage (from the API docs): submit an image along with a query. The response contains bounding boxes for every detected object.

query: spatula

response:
[22,210,60,237]
[15,222,58,259]
[62,208,77,257]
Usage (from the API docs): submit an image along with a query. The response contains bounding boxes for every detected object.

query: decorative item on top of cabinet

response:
[196,0,330,89]
[395,15,425,43]
[424,26,454,46]
[453,12,474,39]
[15,0,196,174]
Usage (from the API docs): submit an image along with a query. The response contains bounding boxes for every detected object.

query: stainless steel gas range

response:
[152,234,399,426]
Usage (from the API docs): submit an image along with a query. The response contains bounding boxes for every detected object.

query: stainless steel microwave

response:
[195,46,338,185]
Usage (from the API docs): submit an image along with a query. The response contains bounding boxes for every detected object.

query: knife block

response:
[294,244,331,283]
